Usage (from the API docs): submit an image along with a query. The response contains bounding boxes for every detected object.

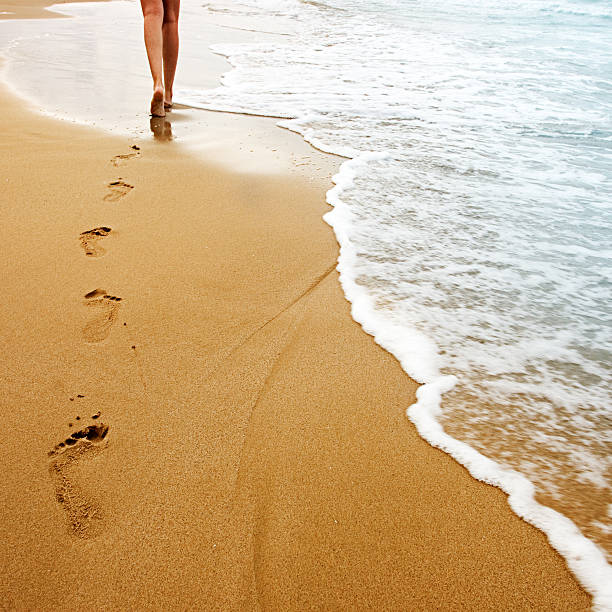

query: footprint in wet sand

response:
[104,179,133,202]
[82,289,122,343]
[79,226,112,258]
[111,145,140,167]
[48,422,109,538]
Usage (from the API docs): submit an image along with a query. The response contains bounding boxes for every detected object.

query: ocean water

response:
[1,0,611,605]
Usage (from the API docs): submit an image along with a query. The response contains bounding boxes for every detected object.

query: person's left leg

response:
[140,0,166,116]
[162,0,180,107]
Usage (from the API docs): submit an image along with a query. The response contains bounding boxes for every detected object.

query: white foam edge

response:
[323,152,612,611]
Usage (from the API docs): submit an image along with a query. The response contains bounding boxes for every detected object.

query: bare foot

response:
[164,89,173,109]
[150,88,165,117]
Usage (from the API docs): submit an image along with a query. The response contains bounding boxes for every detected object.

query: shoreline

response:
[0,1,594,609]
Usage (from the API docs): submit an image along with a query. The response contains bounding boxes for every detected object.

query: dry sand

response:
[0,3,591,609]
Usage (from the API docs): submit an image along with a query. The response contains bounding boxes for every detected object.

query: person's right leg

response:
[162,0,180,107]
[140,0,166,116]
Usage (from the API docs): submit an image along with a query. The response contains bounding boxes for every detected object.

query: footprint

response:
[49,423,109,456]
[82,289,122,343]
[48,423,109,539]
[111,145,140,167]
[104,179,133,202]
[79,226,112,258]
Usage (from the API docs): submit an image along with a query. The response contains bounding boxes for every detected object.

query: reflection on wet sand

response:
[150,115,173,141]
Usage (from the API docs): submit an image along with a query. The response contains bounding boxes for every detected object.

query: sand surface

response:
[0,3,592,609]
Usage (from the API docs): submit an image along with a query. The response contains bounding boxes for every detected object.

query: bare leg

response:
[162,0,180,107]
[140,0,165,116]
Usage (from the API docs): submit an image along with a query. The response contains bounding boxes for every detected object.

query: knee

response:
[163,11,178,25]
[143,5,163,20]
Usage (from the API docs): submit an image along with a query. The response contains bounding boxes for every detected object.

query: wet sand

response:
[0,0,108,19]
[0,2,592,609]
